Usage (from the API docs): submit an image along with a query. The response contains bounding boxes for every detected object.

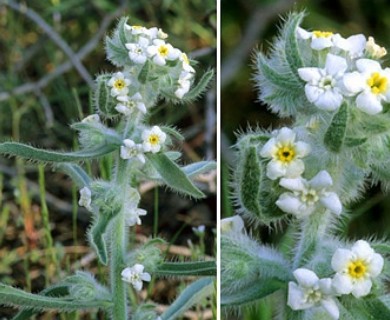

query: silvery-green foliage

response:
[0,16,215,320]
[224,11,390,320]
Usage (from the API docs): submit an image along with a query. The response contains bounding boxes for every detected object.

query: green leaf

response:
[339,296,390,320]
[161,126,185,141]
[0,142,117,163]
[221,278,284,307]
[89,213,114,265]
[181,69,214,102]
[146,153,205,198]
[160,277,214,320]
[344,136,367,148]
[284,12,305,75]
[324,103,348,153]
[0,283,111,312]
[55,163,91,188]
[138,60,151,84]
[155,261,216,277]
[182,161,216,178]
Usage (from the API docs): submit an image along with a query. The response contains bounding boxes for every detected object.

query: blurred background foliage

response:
[222,0,390,319]
[0,0,216,319]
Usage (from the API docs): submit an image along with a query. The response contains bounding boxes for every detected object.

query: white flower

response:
[297,28,336,50]
[107,72,131,97]
[180,52,195,73]
[298,54,347,111]
[175,71,194,99]
[142,126,166,153]
[78,187,92,211]
[116,93,147,115]
[147,39,180,66]
[148,27,168,40]
[120,139,145,163]
[192,225,205,235]
[124,24,149,36]
[260,127,310,180]
[342,59,390,114]
[81,114,100,123]
[333,34,366,59]
[121,264,151,291]
[125,37,149,64]
[221,216,245,234]
[288,268,339,320]
[125,207,147,226]
[365,36,387,59]
[331,240,384,298]
[276,170,342,218]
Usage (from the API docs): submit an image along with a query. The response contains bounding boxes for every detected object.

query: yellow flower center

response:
[114,79,126,90]
[367,72,388,94]
[158,45,169,57]
[276,145,296,163]
[301,189,319,205]
[148,134,160,145]
[304,288,322,303]
[182,53,190,65]
[132,25,143,30]
[348,260,367,279]
[312,30,333,38]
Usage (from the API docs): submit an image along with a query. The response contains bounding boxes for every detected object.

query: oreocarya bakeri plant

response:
[0,18,216,320]
[222,11,390,320]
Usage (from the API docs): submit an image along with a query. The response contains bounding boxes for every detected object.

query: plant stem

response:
[110,156,129,320]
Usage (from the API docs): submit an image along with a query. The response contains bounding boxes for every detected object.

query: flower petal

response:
[369,253,384,277]
[284,159,305,178]
[266,160,286,180]
[293,268,319,287]
[311,37,333,50]
[331,249,353,272]
[287,282,313,310]
[321,298,340,320]
[351,279,372,298]
[277,127,296,144]
[279,177,306,192]
[298,68,322,83]
[351,240,374,259]
[346,34,366,58]
[305,84,323,103]
[260,138,277,158]
[141,272,151,282]
[295,141,311,158]
[332,273,353,295]
[342,72,365,95]
[310,170,333,190]
[315,89,343,111]
[356,92,383,115]
[276,193,302,215]
[325,54,348,75]
[356,58,382,73]
[320,192,342,215]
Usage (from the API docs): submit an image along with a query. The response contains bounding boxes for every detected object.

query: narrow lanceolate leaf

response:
[55,163,91,188]
[339,296,390,320]
[160,278,214,320]
[0,142,117,163]
[324,103,348,153]
[182,161,216,178]
[146,153,205,199]
[221,278,284,307]
[161,126,185,141]
[181,69,214,102]
[138,60,150,84]
[155,261,216,277]
[284,12,305,75]
[89,213,115,265]
[256,53,301,89]
[0,283,111,312]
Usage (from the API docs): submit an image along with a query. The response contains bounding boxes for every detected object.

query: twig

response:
[221,0,296,88]
[0,3,124,102]
[1,0,94,88]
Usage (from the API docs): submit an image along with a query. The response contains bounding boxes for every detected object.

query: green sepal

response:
[182,161,216,178]
[0,142,117,163]
[55,163,91,188]
[0,283,111,312]
[155,261,216,277]
[145,153,205,198]
[221,278,284,307]
[160,277,214,320]
[324,103,348,153]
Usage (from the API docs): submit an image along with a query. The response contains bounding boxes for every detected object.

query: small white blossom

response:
[107,72,131,97]
[147,39,180,66]
[78,187,92,211]
[331,240,384,298]
[125,25,149,36]
[81,114,100,123]
[142,126,166,153]
[260,127,310,180]
[125,207,147,226]
[276,170,342,218]
[148,27,168,40]
[116,93,147,115]
[365,36,387,59]
[121,264,151,291]
[192,225,205,235]
[120,139,146,163]
[342,59,390,114]
[288,268,339,320]
[221,216,245,234]
[298,54,347,111]
[180,52,195,73]
[297,28,336,51]
[125,37,149,64]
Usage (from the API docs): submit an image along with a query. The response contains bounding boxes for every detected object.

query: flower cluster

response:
[259,127,342,219]
[124,24,195,100]
[297,27,388,115]
[288,240,384,319]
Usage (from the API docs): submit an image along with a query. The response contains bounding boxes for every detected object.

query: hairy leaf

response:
[155,261,216,277]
